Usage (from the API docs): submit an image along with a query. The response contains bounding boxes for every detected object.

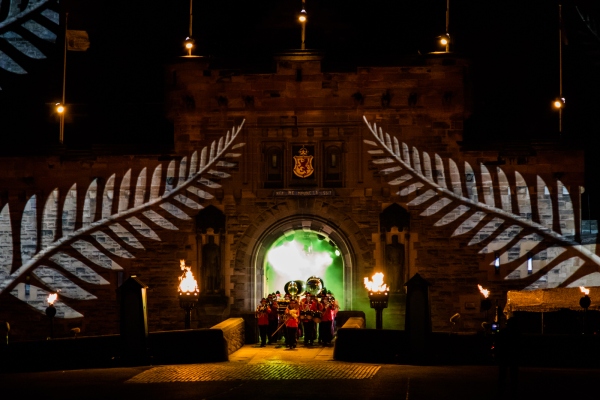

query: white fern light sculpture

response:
[0,121,245,318]
[363,116,600,290]
[0,0,60,88]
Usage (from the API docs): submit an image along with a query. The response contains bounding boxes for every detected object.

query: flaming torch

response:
[364,272,389,330]
[46,293,58,339]
[478,284,492,313]
[580,286,591,334]
[178,259,199,329]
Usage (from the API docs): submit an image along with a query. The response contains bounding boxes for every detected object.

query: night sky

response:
[1,0,600,215]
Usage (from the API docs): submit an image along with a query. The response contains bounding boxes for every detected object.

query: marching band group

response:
[255,292,339,349]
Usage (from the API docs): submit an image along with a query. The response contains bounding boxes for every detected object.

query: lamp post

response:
[298,1,307,50]
[178,259,199,329]
[364,272,389,330]
[182,0,198,57]
[553,4,566,134]
[437,0,450,52]
[45,293,58,339]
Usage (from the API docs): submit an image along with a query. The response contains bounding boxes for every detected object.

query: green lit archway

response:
[264,230,344,306]
[250,216,355,311]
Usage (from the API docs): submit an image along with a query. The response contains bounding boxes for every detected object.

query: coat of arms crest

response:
[293,146,314,178]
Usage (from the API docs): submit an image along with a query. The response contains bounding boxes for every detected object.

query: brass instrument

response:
[255,304,268,318]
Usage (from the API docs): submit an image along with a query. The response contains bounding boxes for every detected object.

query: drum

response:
[312,310,323,323]
[277,300,289,315]
[300,310,312,321]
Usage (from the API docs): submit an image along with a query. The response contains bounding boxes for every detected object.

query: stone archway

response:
[252,216,353,309]
[233,200,374,313]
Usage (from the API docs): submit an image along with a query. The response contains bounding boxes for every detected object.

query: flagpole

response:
[189,0,193,38]
[558,4,563,135]
[445,0,450,53]
[60,12,68,144]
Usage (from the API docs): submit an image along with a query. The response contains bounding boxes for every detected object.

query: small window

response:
[323,144,342,188]
[265,145,284,188]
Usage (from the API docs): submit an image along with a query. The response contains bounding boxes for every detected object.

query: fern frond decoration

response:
[0,121,245,317]
[363,116,600,289]
[0,0,60,89]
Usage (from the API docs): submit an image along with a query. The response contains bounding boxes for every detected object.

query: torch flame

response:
[179,259,199,293]
[47,293,57,305]
[364,272,388,293]
[478,284,490,299]
[580,286,590,296]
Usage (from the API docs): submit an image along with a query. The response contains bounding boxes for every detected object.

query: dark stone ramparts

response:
[0,324,238,372]
[335,311,366,330]
[333,330,600,367]
[341,317,365,329]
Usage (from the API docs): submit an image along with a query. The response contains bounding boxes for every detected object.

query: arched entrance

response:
[250,216,356,311]
[264,231,344,305]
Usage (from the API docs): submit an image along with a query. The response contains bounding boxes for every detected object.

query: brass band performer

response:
[284,299,300,349]
[300,294,318,346]
[318,295,338,346]
[266,293,279,344]
[255,298,271,347]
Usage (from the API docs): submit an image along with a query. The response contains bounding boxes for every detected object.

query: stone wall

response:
[0,52,593,342]
[211,317,245,355]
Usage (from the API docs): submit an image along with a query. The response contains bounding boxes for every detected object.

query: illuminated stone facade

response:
[0,52,595,340]
[165,52,595,332]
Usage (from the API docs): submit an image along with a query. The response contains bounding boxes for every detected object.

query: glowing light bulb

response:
[553,97,565,109]
[184,37,195,53]
[298,9,307,22]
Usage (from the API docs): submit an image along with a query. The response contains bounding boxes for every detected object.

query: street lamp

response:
[298,1,307,50]
[553,97,565,110]
[182,0,199,57]
[439,34,451,51]
[364,272,389,330]
[178,259,199,329]
[55,102,66,144]
[556,4,565,134]
[184,37,195,56]
[442,0,450,52]
[45,293,58,339]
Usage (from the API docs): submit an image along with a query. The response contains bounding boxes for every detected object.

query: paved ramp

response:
[126,363,380,383]
[126,343,380,383]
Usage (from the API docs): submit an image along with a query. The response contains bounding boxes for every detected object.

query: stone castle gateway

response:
[1,51,598,341]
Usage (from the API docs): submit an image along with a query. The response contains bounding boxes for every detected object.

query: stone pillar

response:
[118,276,149,365]
[404,273,432,364]
[0,321,9,351]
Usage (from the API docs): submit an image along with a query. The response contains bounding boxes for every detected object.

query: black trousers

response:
[285,326,298,348]
[259,324,268,345]
[302,321,316,342]
[319,320,333,344]
[267,320,279,342]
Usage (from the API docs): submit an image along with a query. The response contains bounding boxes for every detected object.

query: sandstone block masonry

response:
[0,52,590,342]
